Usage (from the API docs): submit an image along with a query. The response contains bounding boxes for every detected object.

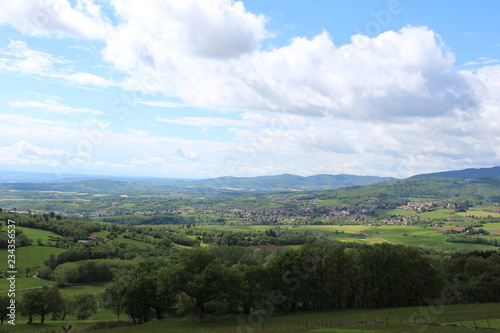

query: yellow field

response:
[457,211,500,218]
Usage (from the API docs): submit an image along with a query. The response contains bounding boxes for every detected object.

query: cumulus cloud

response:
[107,0,266,60]
[101,3,479,120]
[0,0,498,177]
[0,1,483,121]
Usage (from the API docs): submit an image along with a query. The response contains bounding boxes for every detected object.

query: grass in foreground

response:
[7,303,496,333]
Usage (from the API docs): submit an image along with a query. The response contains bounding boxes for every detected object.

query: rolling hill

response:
[410,166,500,179]
[0,172,395,193]
[308,176,500,204]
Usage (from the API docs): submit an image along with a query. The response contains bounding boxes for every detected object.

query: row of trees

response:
[3,242,500,325]
[0,287,97,324]
[99,243,500,323]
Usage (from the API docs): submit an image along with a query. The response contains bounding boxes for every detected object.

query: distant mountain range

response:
[0,166,498,194]
[193,174,395,191]
[0,170,395,193]
[410,166,500,179]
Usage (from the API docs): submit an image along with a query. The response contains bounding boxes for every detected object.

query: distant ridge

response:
[197,173,395,190]
[410,166,500,179]
[0,171,395,193]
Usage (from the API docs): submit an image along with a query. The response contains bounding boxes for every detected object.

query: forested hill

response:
[0,173,395,193]
[196,173,395,190]
[410,166,500,179]
[304,177,500,204]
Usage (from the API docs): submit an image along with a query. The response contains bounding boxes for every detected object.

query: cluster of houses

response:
[77,235,107,244]
[397,201,448,212]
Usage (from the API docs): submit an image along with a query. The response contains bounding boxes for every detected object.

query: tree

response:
[74,294,97,320]
[0,296,10,325]
[172,248,235,320]
[53,296,74,321]
[103,260,175,324]
[53,262,80,286]
[99,287,124,319]
[20,287,63,323]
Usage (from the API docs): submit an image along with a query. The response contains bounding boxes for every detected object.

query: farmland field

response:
[457,210,500,218]
[201,223,500,250]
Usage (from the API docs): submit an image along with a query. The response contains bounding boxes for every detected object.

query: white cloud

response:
[102,6,478,120]
[0,113,73,128]
[127,157,165,165]
[135,100,187,108]
[0,2,485,122]
[156,115,243,128]
[0,0,111,39]
[0,141,68,167]
[0,41,113,88]
[0,1,498,177]
[57,72,111,87]
[10,99,105,116]
[107,0,266,59]
[0,40,67,75]
[126,128,152,137]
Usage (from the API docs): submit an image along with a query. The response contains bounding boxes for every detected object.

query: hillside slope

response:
[410,166,500,179]
[306,177,500,204]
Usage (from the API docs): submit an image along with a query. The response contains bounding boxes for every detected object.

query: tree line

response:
[98,242,499,323]
[3,241,500,325]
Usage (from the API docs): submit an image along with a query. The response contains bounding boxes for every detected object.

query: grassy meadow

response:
[4,303,499,333]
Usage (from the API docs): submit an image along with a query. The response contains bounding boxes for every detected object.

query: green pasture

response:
[290,225,382,244]
[482,222,500,232]
[414,209,464,219]
[375,208,417,216]
[360,225,495,251]
[107,234,154,248]
[0,275,53,292]
[49,303,500,333]
[56,281,109,298]
[4,302,500,333]
[16,226,63,243]
[0,244,65,271]
[375,208,472,220]
[314,199,344,206]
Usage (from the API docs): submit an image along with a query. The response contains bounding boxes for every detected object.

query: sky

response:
[0,0,499,179]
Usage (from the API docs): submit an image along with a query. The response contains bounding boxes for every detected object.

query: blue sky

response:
[0,0,499,179]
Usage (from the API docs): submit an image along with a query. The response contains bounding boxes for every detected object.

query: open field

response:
[107,234,154,248]
[201,222,500,250]
[102,303,500,333]
[6,303,498,333]
[290,225,384,244]
[16,226,63,243]
[357,225,497,251]
[0,275,53,292]
[457,210,500,218]
[0,245,65,270]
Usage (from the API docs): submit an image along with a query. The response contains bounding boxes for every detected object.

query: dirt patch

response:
[434,227,466,232]
[489,229,500,234]
[249,244,286,252]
